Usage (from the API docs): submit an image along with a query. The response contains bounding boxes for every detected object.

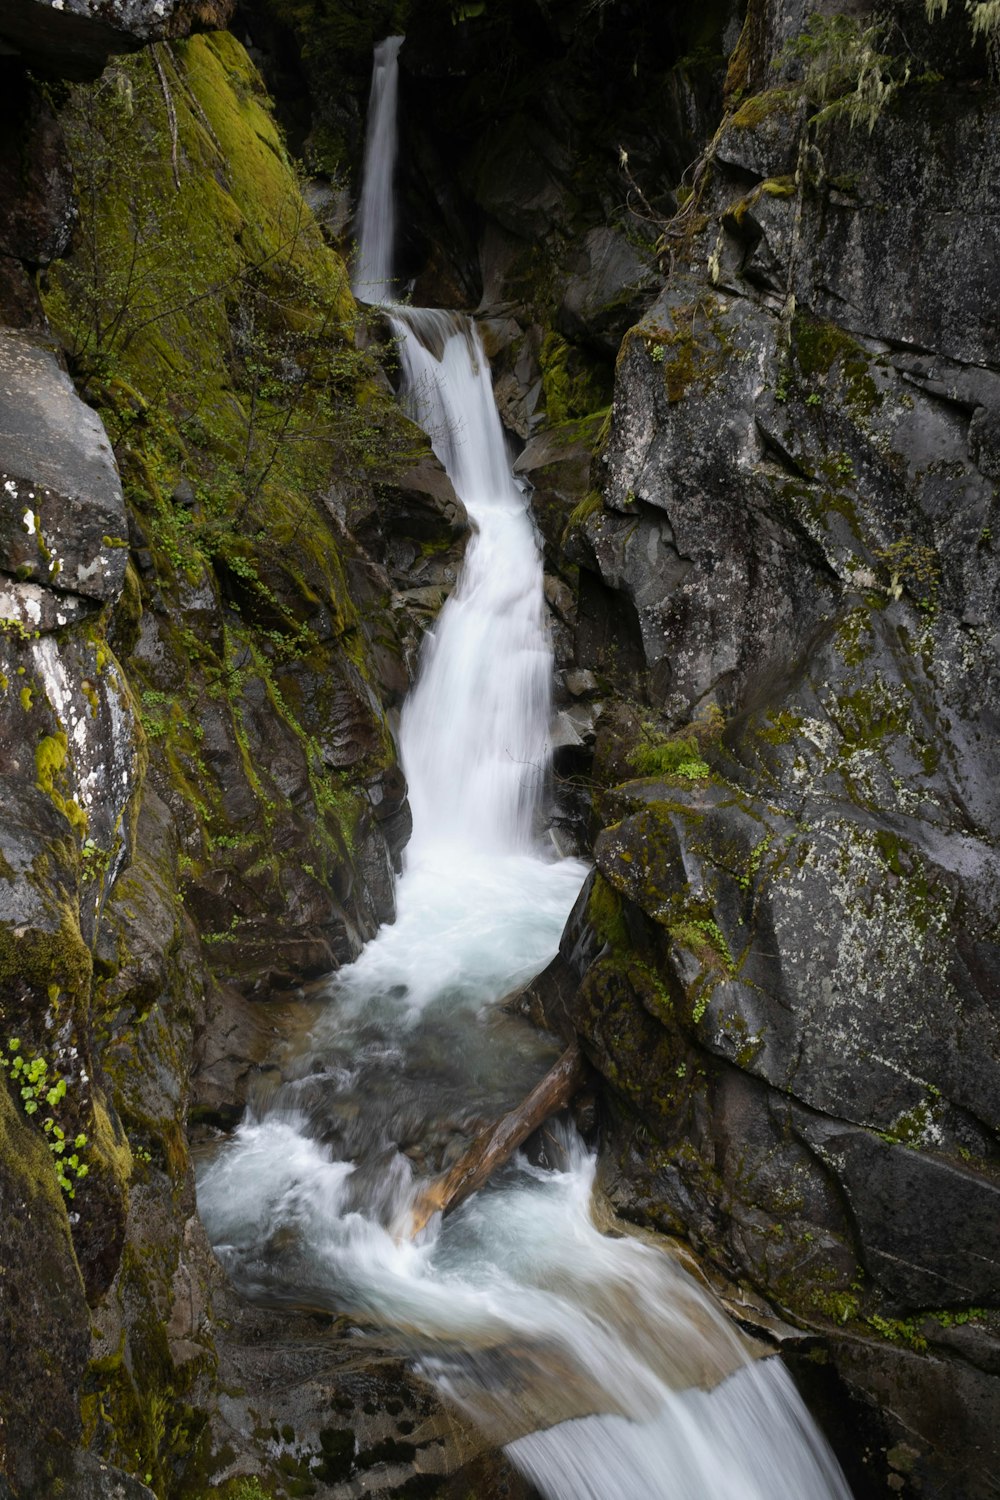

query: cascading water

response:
[395,310,552,860]
[196,37,855,1500]
[351,35,403,304]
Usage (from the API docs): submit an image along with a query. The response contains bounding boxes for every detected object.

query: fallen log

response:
[403,1041,585,1237]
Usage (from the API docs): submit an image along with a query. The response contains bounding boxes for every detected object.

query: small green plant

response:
[227,1478,274,1500]
[628,731,711,781]
[865,1313,928,1352]
[81,837,113,876]
[0,617,40,643]
[811,1288,862,1324]
[671,915,736,984]
[875,537,940,609]
[0,1039,90,1197]
[738,832,775,890]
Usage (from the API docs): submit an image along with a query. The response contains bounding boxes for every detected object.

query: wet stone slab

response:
[0,329,127,624]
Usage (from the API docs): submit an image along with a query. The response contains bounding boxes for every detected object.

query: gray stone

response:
[557,226,658,353]
[0,0,234,79]
[793,1116,1000,1307]
[69,1453,157,1500]
[0,330,127,611]
[793,94,1000,367]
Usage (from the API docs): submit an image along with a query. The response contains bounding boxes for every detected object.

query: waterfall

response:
[351,34,403,303]
[196,39,855,1500]
[395,308,551,859]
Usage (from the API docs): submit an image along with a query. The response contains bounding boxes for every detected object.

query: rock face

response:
[549,1,1000,1494]
[0,28,480,1500]
[0,330,128,622]
[0,0,235,79]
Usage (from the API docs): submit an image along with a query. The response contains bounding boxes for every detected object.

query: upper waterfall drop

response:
[351,34,403,303]
[393,309,552,860]
[349,36,554,862]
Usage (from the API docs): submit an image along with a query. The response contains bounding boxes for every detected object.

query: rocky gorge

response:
[0,0,997,1497]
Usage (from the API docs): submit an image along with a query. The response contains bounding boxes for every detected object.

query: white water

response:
[196,37,854,1500]
[395,310,552,862]
[351,34,403,303]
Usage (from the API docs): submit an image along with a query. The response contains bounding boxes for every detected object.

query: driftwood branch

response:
[404,1042,585,1238]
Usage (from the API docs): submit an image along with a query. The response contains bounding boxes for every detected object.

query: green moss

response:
[36,731,69,792]
[644,297,734,405]
[728,86,797,129]
[865,1313,928,1352]
[39,29,411,982]
[811,1288,861,1325]
[588,874,629,951]
[212,1481,278,1500]
[563,488,603,540]
[0,912,92,1001]
[835,678,910,751]
[669,915,736,984]
[791,313,880,415]
[539,332,608,425]
[755,708,803,746]
[876,1096,944,1149]
[761,176,796,197]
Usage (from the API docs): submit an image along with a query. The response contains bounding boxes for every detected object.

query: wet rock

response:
[0,1086,90,1500]
[557,226,658,354]
[514,412,603,568]
[68,1454,157,1499]
[0,66,75,268]
[557,4,1000,1489]
[348,449,468,611]
[823,1332,1000,1500]
[203,1298,535,1500]
[0,329,127,619]
[792,1118,1000,1308]
[0,256,48,329]
[791,95,1000,368]
[579,279,842,716]
[464,112,574,242]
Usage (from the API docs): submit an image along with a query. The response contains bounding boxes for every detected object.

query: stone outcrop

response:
[0,0,235,79]
[0,329,128,623]
[544,1,1000,1494]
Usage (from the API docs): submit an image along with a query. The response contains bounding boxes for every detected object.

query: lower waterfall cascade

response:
[195,34,856,1500]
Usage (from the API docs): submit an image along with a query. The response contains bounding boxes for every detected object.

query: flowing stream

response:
[196,36,854,1499]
